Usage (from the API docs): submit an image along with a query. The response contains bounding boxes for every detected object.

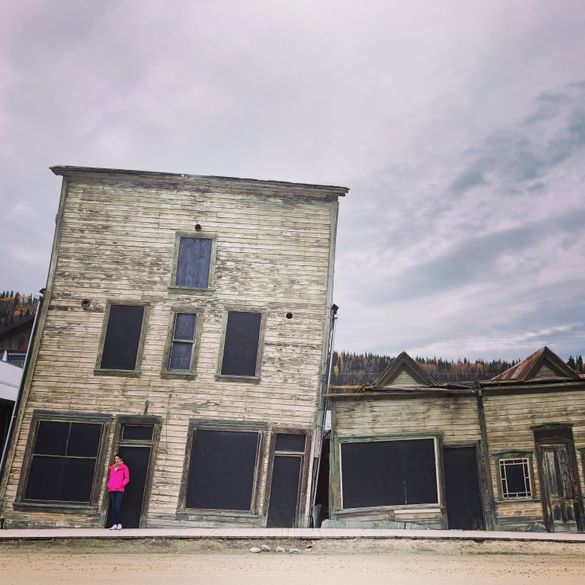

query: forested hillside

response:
[331,351,585,385]
[0,292,38,328]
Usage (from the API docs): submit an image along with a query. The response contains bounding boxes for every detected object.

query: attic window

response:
[173,235,215,290]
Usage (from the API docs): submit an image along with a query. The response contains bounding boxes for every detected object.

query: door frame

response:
[443,443,486,530]
[105,414,162,528]
[533,424,584,532]
[264,428,311,527]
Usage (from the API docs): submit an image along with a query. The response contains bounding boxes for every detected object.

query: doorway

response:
[444,445,485,530]
[267,433,306,527]
[106,420,158,528]
[534,426,583,532]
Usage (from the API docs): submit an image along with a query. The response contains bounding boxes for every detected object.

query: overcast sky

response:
[1,1,584,361]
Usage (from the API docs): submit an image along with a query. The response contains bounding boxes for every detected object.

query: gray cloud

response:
[2,1,585,360]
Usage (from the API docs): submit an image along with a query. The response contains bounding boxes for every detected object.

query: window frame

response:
[161,308,203,379]
[15,410,112,512]
[496,451,535,501]
[177,419,267,518]
[216,308,266,382]
[94,301,149,377]
[336,434,443,512]
[169,232,217,293]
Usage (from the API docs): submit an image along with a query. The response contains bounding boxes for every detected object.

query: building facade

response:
[0,166,347,528]
[327,348,585,533]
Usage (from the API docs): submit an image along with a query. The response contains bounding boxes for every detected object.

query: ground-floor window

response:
[185,426,262,511]
[20,412,109,505]
[340,437,439,509]
[499,457,532,499]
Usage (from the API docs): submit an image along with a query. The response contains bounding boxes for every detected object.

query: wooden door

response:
[106,422,157,528]
[539,444,579,532]
[444,446,485,530]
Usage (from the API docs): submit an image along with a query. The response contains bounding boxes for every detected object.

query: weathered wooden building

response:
[326,348,585,533]
[0,166,347,528]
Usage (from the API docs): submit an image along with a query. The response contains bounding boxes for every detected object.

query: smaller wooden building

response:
[327,348,585,533]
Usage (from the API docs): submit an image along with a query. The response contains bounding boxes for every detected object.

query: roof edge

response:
[50,166,349,195]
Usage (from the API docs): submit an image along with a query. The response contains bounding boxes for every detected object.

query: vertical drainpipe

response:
[476,385,496,530]
[310,303,338,525]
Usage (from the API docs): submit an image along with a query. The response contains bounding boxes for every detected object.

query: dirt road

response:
[1,538,584,585]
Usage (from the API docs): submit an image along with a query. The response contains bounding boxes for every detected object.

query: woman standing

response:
[107,454,130,530]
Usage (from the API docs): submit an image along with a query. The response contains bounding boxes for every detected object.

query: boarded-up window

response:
[175,237,213,289]
[499,458,532,499]
[167,313,197,371]
[100,305,145,371]
[220,311,262,377]
[186,429,259,510]
[24,421,102,503]
[341,438,438,508]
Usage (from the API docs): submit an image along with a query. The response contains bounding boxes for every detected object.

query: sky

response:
[1,1,585,361]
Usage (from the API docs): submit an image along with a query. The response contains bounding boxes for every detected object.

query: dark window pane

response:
[169,342,193,370]
[25,456,65,500]
[122,425,154,441]
[176,237,212,288]
[67,423,101,457]
[24,456,95,503]
[341,439,437,508]
[275,434,306,453]
[34,421,69,456]
[401,439,438,504]
[174,314,196,341]
[505,464,527,494]
[100,305,144,370]
[61,458,96,502]
[221,312,262,377]
[186,429,258,510]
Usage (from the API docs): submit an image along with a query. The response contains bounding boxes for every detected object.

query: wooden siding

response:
[332,396,481,443]
[484,389,585,530]
[385,370,418,387]
[329,396,481,526]
[0,173,343,528]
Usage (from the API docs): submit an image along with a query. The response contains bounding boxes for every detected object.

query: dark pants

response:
[109,491,124,525]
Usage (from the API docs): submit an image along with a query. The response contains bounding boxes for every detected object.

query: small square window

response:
[499,458,532,499]
[166,313,197,373]
[173,236,214,290]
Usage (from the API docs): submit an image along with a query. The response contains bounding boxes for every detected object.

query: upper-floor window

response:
[165,312,198,374]
[173,235,214,290]
[219,311,263,379]
[97,304,147,373]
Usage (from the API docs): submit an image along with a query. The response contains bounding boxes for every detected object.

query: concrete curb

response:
[1,527,585,544]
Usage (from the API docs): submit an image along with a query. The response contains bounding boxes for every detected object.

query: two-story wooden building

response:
[0,166,347,528]
[326,348,585,533]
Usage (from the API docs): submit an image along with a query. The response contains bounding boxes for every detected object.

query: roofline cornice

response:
[50,166,349,196]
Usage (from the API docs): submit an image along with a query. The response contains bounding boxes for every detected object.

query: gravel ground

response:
[1,538,584,585]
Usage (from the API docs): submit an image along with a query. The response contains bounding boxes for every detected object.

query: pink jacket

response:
[107,463,130,492]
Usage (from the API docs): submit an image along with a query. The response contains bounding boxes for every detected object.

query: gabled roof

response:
[490,346,579,382]
[373,351,438,388]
